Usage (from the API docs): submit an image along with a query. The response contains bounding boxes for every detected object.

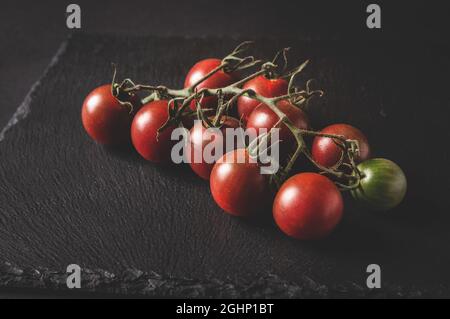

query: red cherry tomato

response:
[81,84,138,145]
[184,58,239,110]
[246,100,309,144]
[273,173,343,240]
[210,149,269,217]
[237,75,288,123]
[311,124,371,168]
[131,100,176,163]
[188,116,241,180]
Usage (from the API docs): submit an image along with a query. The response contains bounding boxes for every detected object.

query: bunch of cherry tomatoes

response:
[81,45,407,241]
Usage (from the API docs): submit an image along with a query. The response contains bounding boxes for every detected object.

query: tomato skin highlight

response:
[188,116,241,180]
[273,173,344,240]
[81,84,138,145]
[237,75,288,123]
[184,58,239,110]
[210,149,269,217]
[351,158,407,211]
[312,123,371,168]
[131,100,176,163]
[246,99,309,143]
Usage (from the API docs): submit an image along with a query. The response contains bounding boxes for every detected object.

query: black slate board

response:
[0,34,449,297]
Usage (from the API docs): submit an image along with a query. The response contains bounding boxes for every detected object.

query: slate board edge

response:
[0,38,69,142]
[2,261,446,298]
[0,35,448,298]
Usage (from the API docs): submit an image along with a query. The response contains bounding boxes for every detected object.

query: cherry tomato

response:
[351,158,407,211]
[188,116,241,180]
[246,99,309,145]
[273,173,343,240]
[210,149,269,217]
[131,100,176,163]
[184,58,239,110]
[81,84,139,145]
[237,75,288,123]
[311,124,370,168]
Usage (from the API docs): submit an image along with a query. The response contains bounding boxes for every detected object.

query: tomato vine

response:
[113,42,364,190]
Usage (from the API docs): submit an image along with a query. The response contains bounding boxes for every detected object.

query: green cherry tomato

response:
[351,158,407,211]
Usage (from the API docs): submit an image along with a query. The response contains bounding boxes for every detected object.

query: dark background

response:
[0,0,449,298]
[1,0,447,130]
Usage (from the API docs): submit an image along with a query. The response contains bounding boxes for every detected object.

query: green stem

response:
[113,43,363,189]
[189,64,226,93]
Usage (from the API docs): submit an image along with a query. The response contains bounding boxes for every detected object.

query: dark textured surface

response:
[0,33,449,298]
[1,262,445,298]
